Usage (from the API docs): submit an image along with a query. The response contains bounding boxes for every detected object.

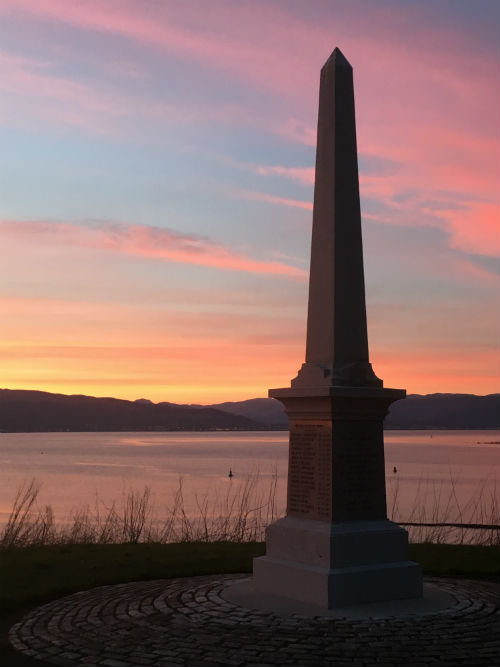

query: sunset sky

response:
[1,0,498,403]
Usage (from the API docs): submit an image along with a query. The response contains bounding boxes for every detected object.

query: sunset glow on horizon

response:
[1,0,498,404]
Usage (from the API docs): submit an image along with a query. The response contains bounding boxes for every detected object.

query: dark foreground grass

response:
[0,541,498,666]
[409,542,499,581]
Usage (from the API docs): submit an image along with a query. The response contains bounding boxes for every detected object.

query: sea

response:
[0,430,498,538]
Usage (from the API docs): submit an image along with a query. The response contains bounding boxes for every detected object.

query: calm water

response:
[0,430,498,526]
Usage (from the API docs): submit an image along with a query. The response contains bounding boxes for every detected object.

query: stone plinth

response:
[253,518,422,607]
[253,386,423,607]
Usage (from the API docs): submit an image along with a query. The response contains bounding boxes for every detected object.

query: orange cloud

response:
[0,220,307,279]
[0,290,305,402]
[0,338,304,405]
[1,290,496,402]
[374,345,499,396]
[3,336,497,402]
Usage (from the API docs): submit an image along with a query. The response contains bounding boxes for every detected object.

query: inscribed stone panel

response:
[287,420,332,521]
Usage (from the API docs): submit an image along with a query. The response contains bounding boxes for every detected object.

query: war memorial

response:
[9,48,499,667]
[252,47,422,608]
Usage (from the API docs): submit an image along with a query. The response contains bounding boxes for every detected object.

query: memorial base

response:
[253,517,422,607]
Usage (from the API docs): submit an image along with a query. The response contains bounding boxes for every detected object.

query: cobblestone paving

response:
[9,575,499,667]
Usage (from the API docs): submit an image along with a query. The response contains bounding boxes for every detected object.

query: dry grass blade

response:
[1,479,42,548]
[122,486,153,543]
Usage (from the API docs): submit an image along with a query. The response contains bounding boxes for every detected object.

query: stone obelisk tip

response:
[322,47,352,69]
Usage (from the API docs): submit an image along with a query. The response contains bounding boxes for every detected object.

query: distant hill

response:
[202,398,288,427]
[206,393,500,430]
[384,393,500,430]
[0,389,498,432]
[0,389,258,432]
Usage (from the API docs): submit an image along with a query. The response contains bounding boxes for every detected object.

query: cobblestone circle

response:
[9,575,499,667]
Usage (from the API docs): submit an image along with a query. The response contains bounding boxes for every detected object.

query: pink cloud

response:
[433,202,500,258]
[3,2,497,144]
[3,0,494,104]
[0,50,132,135]
[361,124,497,197]
[0,49,259,137]
[237,190,313,211]
[255,165,315,186]
[1,0,497,265]
[356,119,499,259]
[359,181,499,259]
[3,0,497,145]
[0,0,313,100]
[213,154,315,186]
[5,0,496,138]
[0,219,307,279]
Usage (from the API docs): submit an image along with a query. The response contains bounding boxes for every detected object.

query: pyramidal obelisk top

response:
[293,47,382,389]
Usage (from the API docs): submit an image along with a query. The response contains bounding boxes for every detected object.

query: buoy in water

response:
[228,468,233,479]
[393,466,397,473]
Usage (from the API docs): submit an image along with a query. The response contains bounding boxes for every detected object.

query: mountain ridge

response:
[0,389,498,432]
[205,393,500,429]
[0,389,259,432]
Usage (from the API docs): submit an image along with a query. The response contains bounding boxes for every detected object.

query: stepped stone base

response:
[253,517,422,607]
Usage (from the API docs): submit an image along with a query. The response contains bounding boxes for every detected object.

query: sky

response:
[0,0,498,404]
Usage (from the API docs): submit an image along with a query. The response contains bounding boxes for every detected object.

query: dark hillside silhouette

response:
[0,389,258,432]
[0,389,498,432]
[208,394,500,430]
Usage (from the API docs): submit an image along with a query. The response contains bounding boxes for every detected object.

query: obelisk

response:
[253,48,422,607]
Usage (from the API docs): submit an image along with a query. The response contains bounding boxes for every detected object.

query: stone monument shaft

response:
[306,48,369,375]
[253,48,422,608]
[296,48,380,388]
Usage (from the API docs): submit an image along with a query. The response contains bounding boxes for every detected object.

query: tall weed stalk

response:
[387,473,499,545]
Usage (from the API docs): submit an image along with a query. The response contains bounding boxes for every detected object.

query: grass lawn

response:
[0,541,498,666]
[409,542,499,581]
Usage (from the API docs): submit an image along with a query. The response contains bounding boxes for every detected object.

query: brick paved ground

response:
[9,575,499,666]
